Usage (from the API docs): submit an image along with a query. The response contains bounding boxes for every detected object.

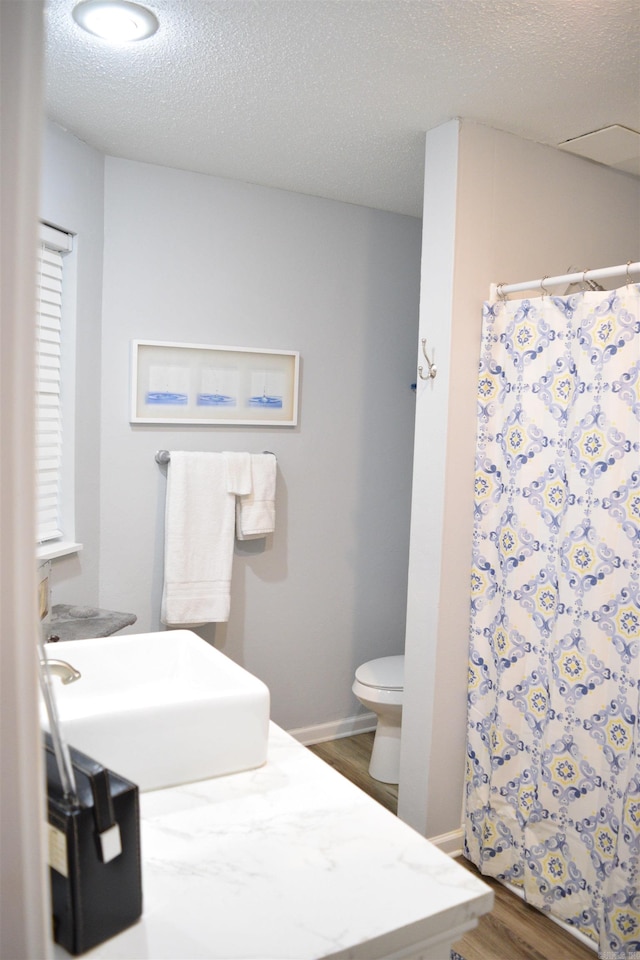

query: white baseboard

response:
[426,828,464,858]
[288,713,377,746]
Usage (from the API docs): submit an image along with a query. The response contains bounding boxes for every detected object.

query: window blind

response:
[36,226,72,543]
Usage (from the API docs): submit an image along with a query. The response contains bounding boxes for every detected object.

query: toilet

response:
[352,655,404,784]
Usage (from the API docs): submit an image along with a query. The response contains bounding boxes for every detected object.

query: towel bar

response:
[155,450,276,464]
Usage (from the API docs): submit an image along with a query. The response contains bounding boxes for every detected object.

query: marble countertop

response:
[52,724,493,960]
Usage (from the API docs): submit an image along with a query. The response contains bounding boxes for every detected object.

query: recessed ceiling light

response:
[72,0,158,43]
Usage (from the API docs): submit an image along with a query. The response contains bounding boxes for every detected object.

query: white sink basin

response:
[41,630,270,791]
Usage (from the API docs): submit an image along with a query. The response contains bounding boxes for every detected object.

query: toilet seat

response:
[354,655,404,691]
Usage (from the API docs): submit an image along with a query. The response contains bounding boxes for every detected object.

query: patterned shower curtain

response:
[465,283,640,958]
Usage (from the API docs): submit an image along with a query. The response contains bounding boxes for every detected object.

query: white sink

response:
[41,630,270,791]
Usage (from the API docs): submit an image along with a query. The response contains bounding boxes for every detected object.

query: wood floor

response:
[307,734,597,960]
[308,731,399,814]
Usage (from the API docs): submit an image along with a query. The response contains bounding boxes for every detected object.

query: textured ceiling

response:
[44,0,640,217]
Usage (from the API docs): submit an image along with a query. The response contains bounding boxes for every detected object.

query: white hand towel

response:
[222,451,252,495]
[161,452,236,625]
[235,453,277,540]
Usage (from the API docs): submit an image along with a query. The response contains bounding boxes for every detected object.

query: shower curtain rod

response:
[493,260,640,298]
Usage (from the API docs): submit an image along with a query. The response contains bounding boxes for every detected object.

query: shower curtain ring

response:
[627,261,633,286]
[582,269,588,291]
[540,276,549,298]
[497,282,507,302]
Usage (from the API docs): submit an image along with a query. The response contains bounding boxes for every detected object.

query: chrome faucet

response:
[41,658,81,684]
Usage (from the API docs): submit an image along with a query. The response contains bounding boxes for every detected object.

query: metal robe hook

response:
[418,338,437,380]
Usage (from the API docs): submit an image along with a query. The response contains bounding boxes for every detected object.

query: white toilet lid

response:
[355,655,404,690]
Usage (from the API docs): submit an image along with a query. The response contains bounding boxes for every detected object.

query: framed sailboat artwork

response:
[130,340,299,426]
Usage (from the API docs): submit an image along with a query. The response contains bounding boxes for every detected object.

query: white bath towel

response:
[161,452,237,625]
[235,453,277,540]
[222,451,252,496]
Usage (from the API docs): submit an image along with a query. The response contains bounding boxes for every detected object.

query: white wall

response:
[42,147,422,733]
[40,121,105,605]
[0,3,49,956]
[399,119,640,841]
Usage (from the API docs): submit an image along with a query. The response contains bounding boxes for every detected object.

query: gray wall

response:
[40,120,104,605]
[41,130,422,734]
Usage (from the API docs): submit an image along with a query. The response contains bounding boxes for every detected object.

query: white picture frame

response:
[130,340,300,426]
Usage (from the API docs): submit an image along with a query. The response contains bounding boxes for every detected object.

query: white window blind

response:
[36,225,72,544]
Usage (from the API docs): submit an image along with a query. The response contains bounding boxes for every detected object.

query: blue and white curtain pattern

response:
[465,284,640,957]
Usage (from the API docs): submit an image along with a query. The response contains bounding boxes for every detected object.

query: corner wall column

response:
[398,120,461,836]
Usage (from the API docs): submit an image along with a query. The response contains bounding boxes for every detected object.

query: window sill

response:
[36,540,83,562]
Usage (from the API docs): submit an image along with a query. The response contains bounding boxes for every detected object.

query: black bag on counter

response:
[44,732,143,955]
